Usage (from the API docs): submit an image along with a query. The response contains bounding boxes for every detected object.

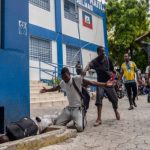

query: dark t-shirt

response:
[90,56,114,82]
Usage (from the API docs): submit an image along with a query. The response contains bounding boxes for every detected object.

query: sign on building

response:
[82,11,93,29]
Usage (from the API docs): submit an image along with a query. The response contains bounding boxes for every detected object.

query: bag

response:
[6,117,38,140]
[82,87,90,110]
[72,79,90,111]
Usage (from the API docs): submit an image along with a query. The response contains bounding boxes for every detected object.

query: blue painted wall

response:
[0,0,29,132]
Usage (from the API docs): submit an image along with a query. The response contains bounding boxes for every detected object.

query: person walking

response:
[120,52,140,110]
[83,46,120,126]
[75,61,82,75]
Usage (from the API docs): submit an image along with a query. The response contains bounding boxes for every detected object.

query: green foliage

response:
[52,77,61,86]
[106,0,149,71]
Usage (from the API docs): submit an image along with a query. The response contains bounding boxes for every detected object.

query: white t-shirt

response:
[145,66,150,74]
[59,75,83,107]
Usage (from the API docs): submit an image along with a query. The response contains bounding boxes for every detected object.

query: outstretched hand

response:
[40,87,47,93]
[138,79,142,85]
[106,80,115,87]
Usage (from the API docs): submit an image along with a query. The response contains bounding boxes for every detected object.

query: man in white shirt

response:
[40,67,114,132]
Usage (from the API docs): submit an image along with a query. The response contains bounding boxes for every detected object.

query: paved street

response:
[35,95,150,150]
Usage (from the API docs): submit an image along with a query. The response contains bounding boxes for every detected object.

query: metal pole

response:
[54,67,56,86]
[39,59,41,81]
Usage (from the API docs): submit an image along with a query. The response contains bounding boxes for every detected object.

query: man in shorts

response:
[84,46,120,126]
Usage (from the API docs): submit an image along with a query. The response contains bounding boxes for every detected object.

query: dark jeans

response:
[125,82,137,106]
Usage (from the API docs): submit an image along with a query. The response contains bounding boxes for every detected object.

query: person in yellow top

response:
[120,53,140,110]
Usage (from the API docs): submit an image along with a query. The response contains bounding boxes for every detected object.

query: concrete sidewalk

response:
[40,95,150,150]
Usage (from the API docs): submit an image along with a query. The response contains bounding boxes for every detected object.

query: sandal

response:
[115,112,120,120]
[93,120,102,127]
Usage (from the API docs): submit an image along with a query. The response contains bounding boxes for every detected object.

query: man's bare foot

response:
[128,105,134,110]
[93,120,102,127]
[115,111,120,120]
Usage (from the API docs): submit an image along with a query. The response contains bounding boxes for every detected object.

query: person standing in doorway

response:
[75,61,82,75]
[120,53,140,110]
[83,46,120,126]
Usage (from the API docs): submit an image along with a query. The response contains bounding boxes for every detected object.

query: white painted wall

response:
[29,0,55,31]
[81,49,97,68]
[79,9,105,47]
[61,1,105,46]
[30,41,57,81]
[82,49,97,79]
[61,1,79,38]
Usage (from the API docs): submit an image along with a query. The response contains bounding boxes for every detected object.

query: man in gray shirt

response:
[41,67,113,132]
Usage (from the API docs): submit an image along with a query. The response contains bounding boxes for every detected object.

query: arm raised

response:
[40,86,61,93]
[83,79,114,87]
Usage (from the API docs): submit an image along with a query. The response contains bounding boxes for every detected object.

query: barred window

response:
[64,0,78,22]
[30,0,50,11]
[29,36,52,63]
[66,45,81,66]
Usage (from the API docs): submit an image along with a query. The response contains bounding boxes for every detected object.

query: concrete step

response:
[30,99,68,109]
[30,80,67,106]
[30,90,60,94]
[30,85,51,89]
[30,81,48,86]
[30,86,51,91]
[30,97,67,102]
[30,94,65,99]
[30,90,61,96]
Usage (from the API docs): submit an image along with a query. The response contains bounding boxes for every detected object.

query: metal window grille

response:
[66,45,81,66]
[64,0,78,22]
[29,36,52,63]
[30,0,50,11]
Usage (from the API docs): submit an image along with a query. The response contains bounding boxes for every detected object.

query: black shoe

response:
[133,102,137,107]
[128,106,134,110]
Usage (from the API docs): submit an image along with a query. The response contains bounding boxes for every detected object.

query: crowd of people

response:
[1,46,150,144]
[41,46,150,132]
[23,46,150,135]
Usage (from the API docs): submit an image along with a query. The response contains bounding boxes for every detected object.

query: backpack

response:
[6,117,38,140]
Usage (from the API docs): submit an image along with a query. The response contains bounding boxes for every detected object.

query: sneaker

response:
[128,106,134,110]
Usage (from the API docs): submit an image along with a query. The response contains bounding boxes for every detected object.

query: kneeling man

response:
[40,67,113,132]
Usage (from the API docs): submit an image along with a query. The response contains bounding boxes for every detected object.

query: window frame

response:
[29,36,52,64]
[64,0,78,23]
[29,0,50,11]
[66,45,81,66]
